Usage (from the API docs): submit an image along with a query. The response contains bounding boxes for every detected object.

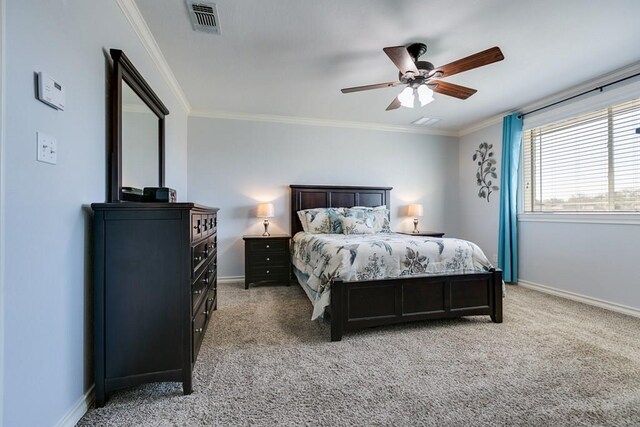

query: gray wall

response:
[457,122,503,262]
[519,220,640,309]
[3,1,188,426]
[458,122,640,311]
[188,117,460,278]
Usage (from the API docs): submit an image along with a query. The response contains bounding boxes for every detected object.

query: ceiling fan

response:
[341,43,504,111]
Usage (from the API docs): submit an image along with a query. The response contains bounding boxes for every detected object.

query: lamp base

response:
[412,218,419,234]
[262,219,270,236]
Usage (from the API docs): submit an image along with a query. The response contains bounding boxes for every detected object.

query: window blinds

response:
[523,98,640,212]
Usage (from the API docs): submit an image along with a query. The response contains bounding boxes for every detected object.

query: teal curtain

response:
[498,113,523,283]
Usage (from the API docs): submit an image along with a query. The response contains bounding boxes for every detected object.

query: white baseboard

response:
[518,280,640,318]
[218,275,244,284]
[54,385,94,427]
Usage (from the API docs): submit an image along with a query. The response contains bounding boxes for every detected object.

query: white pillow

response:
[342,216,375,235]
[297,210,310,232]
[298,208,346,234]
[346,206,391,233]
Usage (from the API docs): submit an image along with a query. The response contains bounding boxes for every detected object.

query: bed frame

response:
[290,185,503,341]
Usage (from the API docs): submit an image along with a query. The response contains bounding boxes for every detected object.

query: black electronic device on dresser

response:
[91,203,219,407]
[243,235,291,289]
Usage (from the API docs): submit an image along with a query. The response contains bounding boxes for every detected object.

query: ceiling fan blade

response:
[386,97,401,111]
[432,47,504,78]
[431,81,477,99]
[383,46,419,76]
[341,81,401,94]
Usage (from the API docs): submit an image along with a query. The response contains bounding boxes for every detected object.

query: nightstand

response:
[397,231,445,238]
[243,235,291,289]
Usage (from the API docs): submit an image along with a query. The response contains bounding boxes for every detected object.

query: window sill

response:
[517,212,640,225]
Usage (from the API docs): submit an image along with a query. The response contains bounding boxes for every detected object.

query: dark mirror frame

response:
[109,49,170,202]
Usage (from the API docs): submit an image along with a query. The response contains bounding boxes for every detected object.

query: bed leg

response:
[330,279,344,342]
[491,269,503,323]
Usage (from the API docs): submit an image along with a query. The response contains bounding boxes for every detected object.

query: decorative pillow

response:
[299,208,346,234]
[297,210,310,232]
[342,216,376,235]
[346,206,391,233]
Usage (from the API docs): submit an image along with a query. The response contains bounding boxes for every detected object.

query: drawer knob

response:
[195,327,204,333]
[266,257,270,261]
[266,270,270,274]
[195,255,202,262]
[266,245,270,248]
[194,289,203,295]
[207,297,214,303]
[204,310,210,316]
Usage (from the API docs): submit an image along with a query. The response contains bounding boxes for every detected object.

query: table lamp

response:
[256,203,275,236]
[407,204,424,234]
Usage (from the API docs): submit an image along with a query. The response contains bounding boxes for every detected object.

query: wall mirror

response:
[109,49,169,202]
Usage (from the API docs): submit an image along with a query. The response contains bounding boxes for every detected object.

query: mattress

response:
[291,232,494,320]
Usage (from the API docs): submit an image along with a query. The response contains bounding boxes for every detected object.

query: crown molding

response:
[458,114,504,137]
[517,60,640,119]
[458,60,640,137]
[189,109,459,137]
[116,0,191,113]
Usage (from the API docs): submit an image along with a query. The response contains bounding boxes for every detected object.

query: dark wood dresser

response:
[243,235,291,289]
[91,202,219,407]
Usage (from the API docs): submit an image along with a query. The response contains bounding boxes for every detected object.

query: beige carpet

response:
[78,282,640,426]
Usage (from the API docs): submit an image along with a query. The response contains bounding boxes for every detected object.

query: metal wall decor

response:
[473,142,498,202]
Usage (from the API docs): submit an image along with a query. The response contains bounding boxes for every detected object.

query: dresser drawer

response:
[192,298,208,362]
[192,265,213,314]
[206,286,217,314]
[191,214,203,240]
[192,235,217,279]
[203,214,217,237]
[191,273,209,314]
[246,238,288,253]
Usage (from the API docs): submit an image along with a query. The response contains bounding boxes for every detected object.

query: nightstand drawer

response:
[248,265,289,281]
[249,252,289,266]
[246,239,288,253]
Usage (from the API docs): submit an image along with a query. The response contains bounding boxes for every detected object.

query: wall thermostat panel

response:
[37,72,65,110]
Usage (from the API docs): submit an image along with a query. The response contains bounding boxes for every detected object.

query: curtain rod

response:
[518,71,640,119]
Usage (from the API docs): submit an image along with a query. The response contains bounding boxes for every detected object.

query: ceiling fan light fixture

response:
[398,86,415,108]
[417,85,434,106]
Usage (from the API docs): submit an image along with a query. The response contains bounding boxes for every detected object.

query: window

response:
[523,98,640,212]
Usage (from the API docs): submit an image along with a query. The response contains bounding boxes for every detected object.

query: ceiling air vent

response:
[411,117,441,127]
[186,1,221,34]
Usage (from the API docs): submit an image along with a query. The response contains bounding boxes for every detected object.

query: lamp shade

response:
[398,86,415,108]
[407,204,424,217]
[256,203,275,218]
[417,85,434,106]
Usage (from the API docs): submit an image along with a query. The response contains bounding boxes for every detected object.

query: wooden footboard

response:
[330,269,503,341]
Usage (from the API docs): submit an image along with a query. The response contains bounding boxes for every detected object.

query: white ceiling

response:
[135,0,640,132]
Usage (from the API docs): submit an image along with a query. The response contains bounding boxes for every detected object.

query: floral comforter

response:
[291,232,494,320]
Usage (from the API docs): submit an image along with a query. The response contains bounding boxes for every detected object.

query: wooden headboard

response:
[290,185,392,235]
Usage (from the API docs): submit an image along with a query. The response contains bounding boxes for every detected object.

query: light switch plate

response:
[37,132,57,165]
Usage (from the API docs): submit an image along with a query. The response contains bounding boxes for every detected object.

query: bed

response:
[290,184,503,341]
